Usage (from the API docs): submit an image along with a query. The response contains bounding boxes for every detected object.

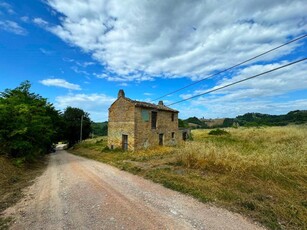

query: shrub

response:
[208,129,230,136]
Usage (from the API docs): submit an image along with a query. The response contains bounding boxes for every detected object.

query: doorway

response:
[159,133,164,146]
[122,134,128,150]
[182,132,187,141]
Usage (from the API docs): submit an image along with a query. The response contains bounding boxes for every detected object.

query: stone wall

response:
[108,96,181,151]
[108,97,136,150]
[134,107,180,149]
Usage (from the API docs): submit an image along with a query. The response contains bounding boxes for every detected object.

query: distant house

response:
[108,90,180,150]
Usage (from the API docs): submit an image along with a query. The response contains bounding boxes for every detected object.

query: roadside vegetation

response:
[0,81,57,229]
[0,156,46,229]
[0,81,92,163]
[70,125,307,230]
[0,81,63,162]
[0,82,92,229]
[91,121,108,136]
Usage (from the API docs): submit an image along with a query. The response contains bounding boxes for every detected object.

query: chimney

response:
[158,101,164,106]
[118,89,125,98]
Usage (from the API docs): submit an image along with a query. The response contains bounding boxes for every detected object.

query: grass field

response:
[0,156,47,229]
[70,125,307,230]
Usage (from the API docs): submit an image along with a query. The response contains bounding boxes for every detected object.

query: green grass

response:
[70,126,307,230]
[0,156,47,229]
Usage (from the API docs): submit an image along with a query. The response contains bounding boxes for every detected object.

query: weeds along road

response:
[4,150,264,230]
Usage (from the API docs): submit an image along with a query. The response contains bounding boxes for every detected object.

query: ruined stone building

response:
[108,90,180,150]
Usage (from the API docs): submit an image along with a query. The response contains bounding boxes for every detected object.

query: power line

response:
[167,57,307,106]
[151,34,307,102]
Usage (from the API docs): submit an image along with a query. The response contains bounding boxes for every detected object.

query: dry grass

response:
[71,125,307,229]
[174,126,307,229]
[0,156,47,229]
[179,126,306,173]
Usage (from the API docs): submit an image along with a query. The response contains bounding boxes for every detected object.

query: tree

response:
[222,118,235,127]
[91,122,108,136]
[0,81,62,160]
[62,107,92,146]
[178,119,188,128]
[101,123,108,136]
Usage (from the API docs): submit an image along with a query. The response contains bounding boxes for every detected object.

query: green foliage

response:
[62,107,92,146]
[0,155,46,229]
[235,111,306,126]
[286,110,307,124]
[178,119,188,128]
[0,81,63,161]
[222,118,235,127]
[208,129,230,136]
[183,110,307,129]
[183,117,208,128]
[71,125,307,229]
[185,116,203,125]
[91,122,108,136]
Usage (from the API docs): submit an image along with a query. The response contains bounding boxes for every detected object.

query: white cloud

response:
[20,16,30,22]
[178,99,307,119]
[0,2,15,14]
[63,58,95,68]
[118,82,128,87]
[174,59,307,118]
[94,72,154,82]
[71,66,90,76]
[62,58,95,77]
[76,61,95,68]
[62,57,75,63]
[40,78,81,90]
[174,94,307,119]
[179,60,307,100]
[40,48,54,55]
[212,60,307,97]
[0,20,27,35]
[33,17,49,27]
[55,93,115,121]
[45,0,306,82]
[40,1,307,119]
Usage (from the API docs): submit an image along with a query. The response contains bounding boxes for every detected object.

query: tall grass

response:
[71,126,307,229]
[175,126,307,229]
[0,156,46,229]
[177,126,306,175]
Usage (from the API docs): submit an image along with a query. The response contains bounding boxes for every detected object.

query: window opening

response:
[151,111,157,129]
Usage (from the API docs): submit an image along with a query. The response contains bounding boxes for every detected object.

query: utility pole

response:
[80,115,83,142]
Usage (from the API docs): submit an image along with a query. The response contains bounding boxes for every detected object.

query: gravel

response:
[3,150,265,230]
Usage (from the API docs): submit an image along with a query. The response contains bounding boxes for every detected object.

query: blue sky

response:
[0,0,306,122]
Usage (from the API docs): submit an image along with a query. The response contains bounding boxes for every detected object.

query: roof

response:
[124,97,179,113]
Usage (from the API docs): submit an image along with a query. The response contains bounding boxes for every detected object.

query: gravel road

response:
[4,150,265,230]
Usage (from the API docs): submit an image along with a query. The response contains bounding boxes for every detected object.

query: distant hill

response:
[91,122,108,136]
[234,110,307,127]
[201,118,225,127]
[179,117,207,128]
[180,116,225,128]
[185,117,203,125]
[93,110,307,132]
[181,110,307,129]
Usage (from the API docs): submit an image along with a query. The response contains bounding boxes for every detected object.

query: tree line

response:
[0,81,92,162]
[91,121,108,136]
[179,110,307,129]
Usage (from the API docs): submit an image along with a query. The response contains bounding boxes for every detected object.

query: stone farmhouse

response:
[108,90,180,150]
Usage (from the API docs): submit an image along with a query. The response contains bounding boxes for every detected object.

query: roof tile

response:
[125,97,178,112]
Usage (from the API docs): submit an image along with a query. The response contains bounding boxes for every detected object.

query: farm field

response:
[70,125,307,230]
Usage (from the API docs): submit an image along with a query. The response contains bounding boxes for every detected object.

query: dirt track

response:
[4,150,264,229]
